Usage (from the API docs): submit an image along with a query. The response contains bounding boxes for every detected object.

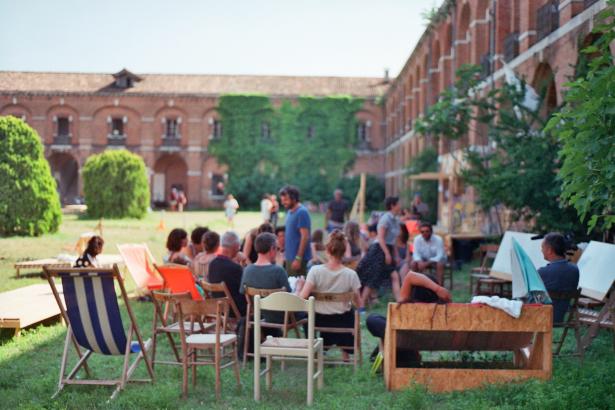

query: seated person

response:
[74,235,104,268]
[184,226,209,259]
[297,230,362,362]
[275,226,286,266]
[538,232,580,324]
[209,231,246,316]
[240,232,291,324]
[242,223,275,265]
[163,228,191,266]
[410,222,445,284]
[192,231,220,281]
[308,229,327,268]
[366,271,451,365]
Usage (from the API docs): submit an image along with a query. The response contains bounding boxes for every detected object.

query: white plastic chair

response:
[253,292,324,406]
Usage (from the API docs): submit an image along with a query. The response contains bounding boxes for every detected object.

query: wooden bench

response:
[0,284,63,336]
[384,303,552,392]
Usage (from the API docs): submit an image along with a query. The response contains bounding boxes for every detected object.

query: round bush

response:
[0,116,62,236]
[82,150,150,218]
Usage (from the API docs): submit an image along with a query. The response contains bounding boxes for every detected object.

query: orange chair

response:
[118,243,163,292]
[155,264,203,300]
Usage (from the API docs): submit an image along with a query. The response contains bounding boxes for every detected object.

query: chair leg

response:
[243,320,251,368]
[266,354,272,390]
[307,349,314,406]
[554,326,569,356]
[192,351,197,387]
[317,344,324,390]
[232,343,241,390]
[215,347,221,399]
[254,347,260,402]
[182,348,189,399]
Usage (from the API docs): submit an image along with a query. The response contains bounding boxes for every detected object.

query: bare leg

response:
[360,286,373,308]
[390,270,401,302]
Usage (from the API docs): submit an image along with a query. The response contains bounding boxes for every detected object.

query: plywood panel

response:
[490,231,547,281]
[388,303,552,332]
[577,241,615,302]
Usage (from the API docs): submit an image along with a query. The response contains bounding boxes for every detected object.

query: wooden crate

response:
[384,303,552,392]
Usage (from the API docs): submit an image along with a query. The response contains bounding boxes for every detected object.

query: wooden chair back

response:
[255,293,315,339]
[155,264,203,300]
[312,291,354,304]
[175,297,229,337]
[201,280,242,319]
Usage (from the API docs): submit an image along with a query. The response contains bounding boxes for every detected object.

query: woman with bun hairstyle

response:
[296,229,362,361]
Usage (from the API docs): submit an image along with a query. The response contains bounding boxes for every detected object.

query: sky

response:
[0,0,442,78]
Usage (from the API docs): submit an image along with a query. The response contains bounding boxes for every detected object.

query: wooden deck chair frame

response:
[551,289,583,360]
[154,264,203,300]
[311,291,362,370]
[242,286,306,367]
[150,291,215,368]
[117,243,163,293]
[578,285,615,353]
[254,293,324,406]
[470,249,498,292]
[200,280,242,324]
[43,265,154,400]
[175,297,241,399]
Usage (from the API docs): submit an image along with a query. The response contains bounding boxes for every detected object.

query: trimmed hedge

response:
[0,116,62,236]
[82,150,149,218]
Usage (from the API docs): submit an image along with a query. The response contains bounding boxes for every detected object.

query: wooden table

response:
[0,284,63,336]
[384,303,552,392]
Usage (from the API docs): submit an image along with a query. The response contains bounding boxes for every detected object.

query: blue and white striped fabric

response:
[60,271,127,355]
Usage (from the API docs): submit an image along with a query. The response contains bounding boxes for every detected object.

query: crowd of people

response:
[152,185,451,360]
[73,184,579,363]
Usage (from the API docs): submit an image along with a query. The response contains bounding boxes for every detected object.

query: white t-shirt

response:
[305,264,361,315]
[260,198,272,221]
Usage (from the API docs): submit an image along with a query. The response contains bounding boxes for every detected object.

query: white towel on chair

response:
[471,296,523,318]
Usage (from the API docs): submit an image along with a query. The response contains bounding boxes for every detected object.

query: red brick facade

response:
[0,75,386,207]
[382,0,607,233]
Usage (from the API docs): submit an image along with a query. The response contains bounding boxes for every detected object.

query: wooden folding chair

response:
[175,297,241,399]
[243,286,306,367]
[150,291,214,368]
[43,265,154,400]
[200,280,242,326]
[312,291,362,370]
[117,243,163,293]
[470,248,497,291]
[578,287,615,352]
[155,264,203,300]
[551,289,583,359]
[254,292,324,406]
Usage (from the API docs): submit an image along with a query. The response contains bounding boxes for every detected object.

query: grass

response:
[1,211,615,409]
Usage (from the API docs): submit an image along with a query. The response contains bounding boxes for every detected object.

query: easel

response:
[349,173,366,224]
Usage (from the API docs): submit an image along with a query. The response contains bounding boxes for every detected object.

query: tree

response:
[546,5,615,234]
[82,150,150,218]
[0,116,62,236]
[416,64,583,234]
[404,147,438,224]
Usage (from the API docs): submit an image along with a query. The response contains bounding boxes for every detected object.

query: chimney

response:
[384,68,390,83]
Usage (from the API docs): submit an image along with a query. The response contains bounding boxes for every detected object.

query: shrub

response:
[82,150,149,218]
[0,116,62,236]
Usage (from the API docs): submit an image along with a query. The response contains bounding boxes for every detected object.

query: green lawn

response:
[0,211,614,409]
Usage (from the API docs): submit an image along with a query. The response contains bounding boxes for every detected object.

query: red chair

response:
[155,264,203,300]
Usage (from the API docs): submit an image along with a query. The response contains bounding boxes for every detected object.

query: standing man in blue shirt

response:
[279,185,312,276]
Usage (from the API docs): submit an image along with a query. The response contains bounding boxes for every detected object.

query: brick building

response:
[0,72,387,207]
[382,0,607,234]
[0,0,609,229]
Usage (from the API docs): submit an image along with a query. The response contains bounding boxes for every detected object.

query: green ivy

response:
[209,94,365,207]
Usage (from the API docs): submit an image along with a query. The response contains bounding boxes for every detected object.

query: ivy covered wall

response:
[209,94,370,207]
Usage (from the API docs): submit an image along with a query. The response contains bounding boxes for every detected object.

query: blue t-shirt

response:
[284,204,312,262]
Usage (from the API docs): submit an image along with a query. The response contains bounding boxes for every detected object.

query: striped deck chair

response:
[43,265,154,400]
[117,243,163,293]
